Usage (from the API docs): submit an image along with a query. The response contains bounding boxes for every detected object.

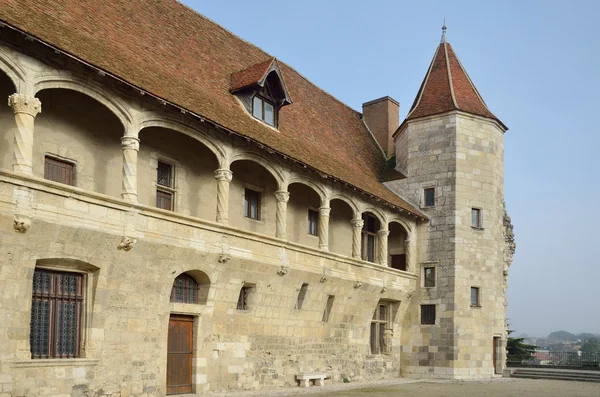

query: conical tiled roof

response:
[406,37,506,130]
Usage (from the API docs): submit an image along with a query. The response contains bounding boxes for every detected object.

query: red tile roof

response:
[230,58,275,92]
[0,0,425,218]
[406,41,506,130]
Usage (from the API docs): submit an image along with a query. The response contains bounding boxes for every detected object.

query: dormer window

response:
[230,57,292,129]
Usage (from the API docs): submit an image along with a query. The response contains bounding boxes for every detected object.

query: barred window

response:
[370,304,390,354]
[30,269,83,358]
[421,304,436,325]
[170,274,199,304]
[44,156,74,186]
[156,161,175,211]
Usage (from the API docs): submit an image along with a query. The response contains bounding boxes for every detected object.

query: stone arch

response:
[0,51,26,93]
[139,115,226,168]
[329,193,359,215]
[361,207,387,228]
[170,269,211,305]
[33,74,132,132]
[229,151,285,189]
[287,176,327,204]
[388,217,414,234]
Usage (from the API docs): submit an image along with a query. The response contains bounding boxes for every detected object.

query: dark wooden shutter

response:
[44,157,74,185]
[167,315,194,395]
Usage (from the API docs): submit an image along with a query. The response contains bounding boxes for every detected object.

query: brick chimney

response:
[362,96,399,157]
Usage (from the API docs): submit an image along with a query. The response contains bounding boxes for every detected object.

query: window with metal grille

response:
[30,269,83,358]
[471,287,480,306]
[244,188,261,220]
[391,254,407,271]
[322,295,335,322]
[295,283,309,310]
[471,208,482,228]
[423,187,435,207]
[424,267,436,287]
[370,304,390,354]
[156,161,174,211]
[236,285,253,311]
[361,214,379,263]
[421,304,436,325]
[308,209,319,236]
[170,274,199,304]
[44,156,74,186]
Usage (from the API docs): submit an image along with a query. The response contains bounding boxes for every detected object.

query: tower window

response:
[471,208,482,228]
[421,304,436,325]
[424,267,436,287]
[423,187,435,207]
[471,287,480,306]
[252,96,275,126]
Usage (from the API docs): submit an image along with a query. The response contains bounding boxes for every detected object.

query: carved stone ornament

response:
[503,201,516,267]
[218,254,231,263]
[121,136,140,151]
[8,94,41,117]
[277,266,289,276]
[274,191,290,203]
[13,217,31,233]
[353,281,363,289]
[117,236,136,251]
[320,275,329,283]
[214,169,233,182]
[381,287,387,293]
[383,329,393,354]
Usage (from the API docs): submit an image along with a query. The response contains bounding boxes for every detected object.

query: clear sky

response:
[182,0,600,337]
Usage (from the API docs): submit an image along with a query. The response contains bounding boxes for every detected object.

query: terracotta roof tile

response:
[406,42,506,130]
[0,0,425,217]
[230,58,275,92]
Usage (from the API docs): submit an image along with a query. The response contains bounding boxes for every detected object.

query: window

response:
[471,287,480,306]
[370,304,390,354]
[308,209,319,236]
[322,295,335,322]
[361,214,378,263]
[424,267,436,287]
[391,254,406,271]
[421,304,436,325]
[295,283,309,310]
[252,95,275,126]
[44,156,74,186]
[237,285,254,311]
[471,208,482,228]
[156,161,175,211]
[170,274,199,304]
[244,188,261,220]
[423,187,435,207]
[30,269,83,358]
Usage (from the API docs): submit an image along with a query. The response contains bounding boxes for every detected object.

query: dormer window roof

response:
[230,57,292,127]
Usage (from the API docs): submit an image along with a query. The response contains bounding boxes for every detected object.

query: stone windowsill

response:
[471,226,484,231]
[11,358,99,368]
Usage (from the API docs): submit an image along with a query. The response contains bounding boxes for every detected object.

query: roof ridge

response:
[443,42,459,109]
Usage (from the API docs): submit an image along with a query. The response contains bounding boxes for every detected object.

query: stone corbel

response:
[353,281,363,289]
[218,254,231,263]
[117,236,136,251]
[320,275,329,283]
[277,266,289,276]
[13,217,31,233]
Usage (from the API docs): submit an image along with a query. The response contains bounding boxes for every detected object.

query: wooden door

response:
[167,315,194,395]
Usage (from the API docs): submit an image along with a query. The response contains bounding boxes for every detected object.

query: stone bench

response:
[296,372,327,387]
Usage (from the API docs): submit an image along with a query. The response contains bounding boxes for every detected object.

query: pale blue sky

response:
[183,0,600,337]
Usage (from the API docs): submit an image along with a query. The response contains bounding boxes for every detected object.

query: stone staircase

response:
[510,368,600,383]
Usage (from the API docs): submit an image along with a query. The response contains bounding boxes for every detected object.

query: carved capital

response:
[275,190,290,203]
[353,281,363,289]
[350,219,364,228]
[377,229,390,237]
[214,169,233,182]
[320,275,329,283]
[319,206,331,217]
[8,94,41,117]
[117,236,136,251]
[121,136,140,151]
[381,287,387,293]
[13,217,31,233]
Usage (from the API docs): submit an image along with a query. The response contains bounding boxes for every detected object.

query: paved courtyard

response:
[212,378,600,397]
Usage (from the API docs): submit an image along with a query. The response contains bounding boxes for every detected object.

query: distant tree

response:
[580,338,600,354]
[577,333,597,342]
[548,330,576,341]
[507,329,537,362]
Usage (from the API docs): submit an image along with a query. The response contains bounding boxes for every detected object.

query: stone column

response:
[121,135,140,203]
[378,229,390,266]
[214,169,233,224]
[318,206,330,251]
[405,238,416,272]
[275,190,290,239]
[8,94,42,175]
[351,218,364,259]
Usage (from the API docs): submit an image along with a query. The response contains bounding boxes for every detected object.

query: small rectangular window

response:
[421,304,436,325]
[471,287,480,306]
[424,267,436,287]
[424,187,435,207]
[322,295,335,322]
[295,283,309,310]
[157,161,173,188]
[264,102,274,126]
[237,285,253,311]
[370,303,390,354]
[156,161,175,211]
[244,188,261,220]
[308,209,319,236]
[472,208,482,228]
[252,96,263,119]
[391,254,407,271]
[44,156,75,186]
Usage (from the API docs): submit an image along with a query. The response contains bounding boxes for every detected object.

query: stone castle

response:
[0,1,515,396]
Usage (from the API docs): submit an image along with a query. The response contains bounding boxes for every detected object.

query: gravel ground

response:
[209,378,600,397]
